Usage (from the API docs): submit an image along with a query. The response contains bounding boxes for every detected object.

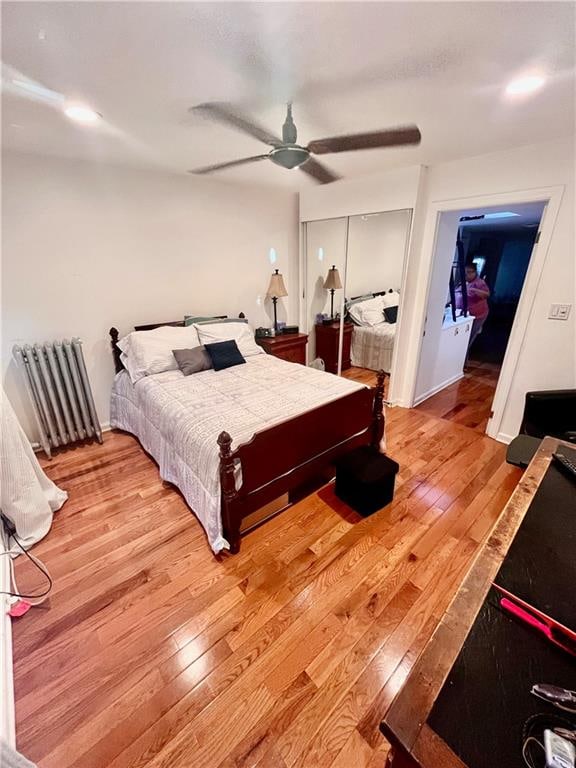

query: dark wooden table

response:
[255,332,308,365]
[381,436,576,768]
[314,321,353,373]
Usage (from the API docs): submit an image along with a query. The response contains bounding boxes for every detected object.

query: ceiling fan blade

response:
[188,155,270,175]
[299,157,340,184]
[307,125,421,155]
[190,103,281,147]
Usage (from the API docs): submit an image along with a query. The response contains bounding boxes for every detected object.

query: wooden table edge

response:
[380,436,563,762]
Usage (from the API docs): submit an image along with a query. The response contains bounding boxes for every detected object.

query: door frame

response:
[405,185,565,442]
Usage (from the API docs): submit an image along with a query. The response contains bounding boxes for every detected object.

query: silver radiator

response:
[13,338,103,458]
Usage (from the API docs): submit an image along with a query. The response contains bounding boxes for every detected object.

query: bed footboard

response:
[218,371,385,553]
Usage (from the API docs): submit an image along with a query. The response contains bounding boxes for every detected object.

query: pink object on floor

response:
[7,599,31,618]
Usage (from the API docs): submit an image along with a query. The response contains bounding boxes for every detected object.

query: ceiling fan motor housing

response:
[270,145,310,169]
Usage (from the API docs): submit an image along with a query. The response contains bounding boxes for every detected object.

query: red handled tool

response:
[494,583,576,658]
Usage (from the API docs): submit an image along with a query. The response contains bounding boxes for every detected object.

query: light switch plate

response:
[549,304,572,320]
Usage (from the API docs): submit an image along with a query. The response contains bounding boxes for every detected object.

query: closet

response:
[302,208,412,387]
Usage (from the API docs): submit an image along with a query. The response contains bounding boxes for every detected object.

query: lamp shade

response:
[323,265,342,291]
[266,269,288,298]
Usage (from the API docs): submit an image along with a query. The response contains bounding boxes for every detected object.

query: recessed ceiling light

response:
[63,104,102,124]
[506,75,545,96]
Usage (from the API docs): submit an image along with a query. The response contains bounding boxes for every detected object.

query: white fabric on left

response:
[0,389,67,550]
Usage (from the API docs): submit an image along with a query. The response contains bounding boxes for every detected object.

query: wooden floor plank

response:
[12,364,520,768]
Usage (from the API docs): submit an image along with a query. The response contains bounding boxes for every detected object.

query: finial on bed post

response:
[371,369,386,452]
[218,431,241,554]
[109,327,122,373]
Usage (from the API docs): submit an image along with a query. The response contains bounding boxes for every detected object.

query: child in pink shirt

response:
[455,263,490,350]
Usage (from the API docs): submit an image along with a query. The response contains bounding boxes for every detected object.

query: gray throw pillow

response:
[172,347,213,375]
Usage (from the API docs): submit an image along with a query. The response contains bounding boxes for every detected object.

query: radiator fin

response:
[13,339,103,458]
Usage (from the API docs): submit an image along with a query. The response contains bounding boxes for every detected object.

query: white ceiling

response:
[2,2,575,189]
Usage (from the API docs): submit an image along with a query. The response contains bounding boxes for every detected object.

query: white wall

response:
[299,165,422,223]
[413,210,462,400]
[399,140,575,439]
[346,209,412,297]
[1,152,299,438]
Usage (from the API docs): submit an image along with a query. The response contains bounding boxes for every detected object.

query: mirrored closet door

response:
[304,217,348,372]
[345,209,412,381]
[303,208,412,387]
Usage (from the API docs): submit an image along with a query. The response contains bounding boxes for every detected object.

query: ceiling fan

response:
[188,103,421,184]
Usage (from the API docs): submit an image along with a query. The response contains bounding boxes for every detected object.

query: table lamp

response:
[323,265,342,320]
[266,269,288,332]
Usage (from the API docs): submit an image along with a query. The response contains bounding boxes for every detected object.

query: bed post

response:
[218,431,241,554]
[109,327,122,373]
[371,370,386,451]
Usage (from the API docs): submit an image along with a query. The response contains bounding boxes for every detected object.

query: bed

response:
[348,289,399,373]
[109,319,385,554]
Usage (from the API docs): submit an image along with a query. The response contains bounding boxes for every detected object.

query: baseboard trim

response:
[412,373,464,407]
[495,431,515,445]
[32,422,112,453]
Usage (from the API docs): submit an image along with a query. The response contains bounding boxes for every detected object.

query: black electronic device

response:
[255,327,273,339]
[552,453,576,484]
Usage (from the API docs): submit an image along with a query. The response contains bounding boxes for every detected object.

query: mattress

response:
[110,354,364,552]
[351,322,396,373]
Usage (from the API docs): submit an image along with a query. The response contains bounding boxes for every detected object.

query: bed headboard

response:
[109,313,245,374]
[349,288,398,302]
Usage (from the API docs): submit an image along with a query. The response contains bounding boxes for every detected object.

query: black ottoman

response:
[334,445,399,516]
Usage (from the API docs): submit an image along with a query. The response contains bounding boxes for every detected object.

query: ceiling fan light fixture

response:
[269,145,310,170]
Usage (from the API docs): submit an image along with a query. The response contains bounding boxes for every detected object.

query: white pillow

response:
[195,322,264,358]
[118,325,201,383]
[382,291,400,309]
[349,296,385,327]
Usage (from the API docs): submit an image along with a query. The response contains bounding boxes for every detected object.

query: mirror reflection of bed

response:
[342,210,412,397]
[303,209,412,397]
[345,288,400,393]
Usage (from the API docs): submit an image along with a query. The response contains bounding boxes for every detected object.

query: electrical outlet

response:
[549,304,572,320]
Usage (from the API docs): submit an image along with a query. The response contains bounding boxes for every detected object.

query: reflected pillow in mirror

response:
[383,305,399,324]
[350,295,386,327]
[382,291,400,309]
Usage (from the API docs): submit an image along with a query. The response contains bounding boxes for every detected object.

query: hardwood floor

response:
[345,360,499,434]
[12,370,519,768]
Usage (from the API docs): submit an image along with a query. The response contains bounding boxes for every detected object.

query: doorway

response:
[414,200,547,437]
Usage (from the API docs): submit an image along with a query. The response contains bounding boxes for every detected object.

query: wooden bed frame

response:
[109,320,385,553]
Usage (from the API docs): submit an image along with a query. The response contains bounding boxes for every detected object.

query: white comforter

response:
[110,355,364,552]
[351,322,396,373]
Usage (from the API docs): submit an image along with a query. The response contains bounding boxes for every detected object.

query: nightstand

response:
[314,322,354,374]
[255,333,308,365]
